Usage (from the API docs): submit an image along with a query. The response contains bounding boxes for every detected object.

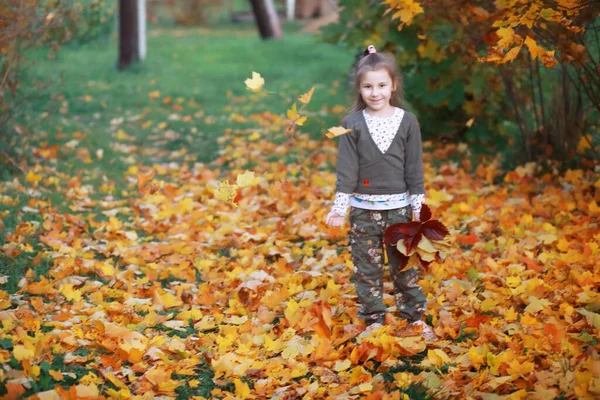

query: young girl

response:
[325,45,435,339]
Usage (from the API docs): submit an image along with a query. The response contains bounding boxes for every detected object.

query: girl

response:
[325,45,435,339]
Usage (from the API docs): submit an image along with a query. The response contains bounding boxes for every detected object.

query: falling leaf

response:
[287,103,307,126]
[325,126,351,139]
[245,71,264,92]
[298,86,315,104]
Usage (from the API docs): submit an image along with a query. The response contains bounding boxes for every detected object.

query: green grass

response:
[0,23,353,291]
[16,22,351,175]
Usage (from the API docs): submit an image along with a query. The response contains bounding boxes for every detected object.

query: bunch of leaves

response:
[384,204,450,271]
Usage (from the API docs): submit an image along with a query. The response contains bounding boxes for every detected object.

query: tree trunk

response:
[250,0,282,40]
[119,0,147,69]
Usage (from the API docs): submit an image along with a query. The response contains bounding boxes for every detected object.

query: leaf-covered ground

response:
[1,26,600,400]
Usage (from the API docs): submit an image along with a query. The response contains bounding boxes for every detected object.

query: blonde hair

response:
[351,48,405,113]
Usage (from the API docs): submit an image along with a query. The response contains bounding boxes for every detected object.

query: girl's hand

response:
[326,211,345,227]
[413,212,420,222]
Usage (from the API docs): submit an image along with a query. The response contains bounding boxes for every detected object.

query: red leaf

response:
[405,231,422,254]
[363,179,370,186]
[383,225,405,245]
[420,204,432,222]
[392,221,422,236]
[422,220,449,240]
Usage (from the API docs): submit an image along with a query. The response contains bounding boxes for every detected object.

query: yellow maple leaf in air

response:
[245,71,264,92]
[236,171,260,188]
[287,103,307,126]
[298,86,315,104]
[325,126,351,139]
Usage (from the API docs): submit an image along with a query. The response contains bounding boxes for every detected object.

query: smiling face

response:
[359,69,396,116]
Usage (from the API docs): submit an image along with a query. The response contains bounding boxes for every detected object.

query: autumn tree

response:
[323,0,599,165]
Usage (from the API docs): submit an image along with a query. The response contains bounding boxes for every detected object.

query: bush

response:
[0,0,115,172]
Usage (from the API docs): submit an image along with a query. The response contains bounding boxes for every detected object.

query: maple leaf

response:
[236,171,260,188]
[325,126,351,138]
[286,103,307,126]
[214,180,239,207]
[298,86,315,104]
[245,71,264,92]
[137,168,155,195]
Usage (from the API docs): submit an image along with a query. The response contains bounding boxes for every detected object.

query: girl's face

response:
[359,69,396,114]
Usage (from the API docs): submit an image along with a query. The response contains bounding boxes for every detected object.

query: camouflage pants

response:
[349,205,427,325]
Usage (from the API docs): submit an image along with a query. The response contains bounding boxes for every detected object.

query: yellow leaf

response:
[236,171,260,188]
[234,378,252,398]
[287,103,299,120]
[540,50,558,68]
[496,27,518,49]
[295,115,307,126]
[60,284,82,302]
[76,384,99,397]
[417,235,437,253]
[423,349,451,367]
[145,366,170,385]
[505,307,517,322]
[506,276,521,288]
[507,358,535,379]
[33,390,61,400]
[148,90,160,99]
[334,359,352,372]
[13,345,34,361]
[524,36,545,59]
[248,132,260,141]
[588,200,600,215]
[481,298,497,312]
[577,309,600,329]
[468,346,486,369]
[524,296,549,314]
[214,180,239,207]
[26,170,42,184]
[503,45,523,63]
[298,86,315,104]
[284,299,303,327]
[245,71,264,92]
[325,126,351,139]
[49,370,63,381]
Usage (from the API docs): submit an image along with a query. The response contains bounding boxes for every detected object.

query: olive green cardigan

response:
[335,110,425,195]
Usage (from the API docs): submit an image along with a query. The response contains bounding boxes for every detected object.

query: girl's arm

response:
[332,192,351,215]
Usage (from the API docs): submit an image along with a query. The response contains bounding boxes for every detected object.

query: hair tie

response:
[367,45,376,54]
